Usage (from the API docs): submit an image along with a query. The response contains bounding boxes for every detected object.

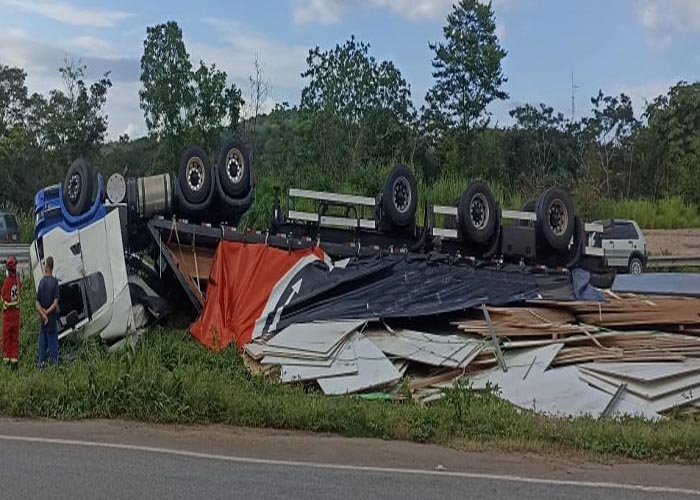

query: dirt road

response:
[643,229,700,256]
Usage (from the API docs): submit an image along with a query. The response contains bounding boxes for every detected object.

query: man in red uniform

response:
[2,255,21,369]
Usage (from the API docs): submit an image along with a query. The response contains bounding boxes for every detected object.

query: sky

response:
[1,0,699,140]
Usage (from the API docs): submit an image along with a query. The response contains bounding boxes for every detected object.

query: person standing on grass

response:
[1,255,21,370]
[35,256,60,367]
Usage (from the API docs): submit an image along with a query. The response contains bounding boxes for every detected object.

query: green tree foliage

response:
[139,21,193,140]
[0,60,111,208]
[423,0,508,172]
[505,104,575,197]
[139,20,243,172]
[299,35,416,176]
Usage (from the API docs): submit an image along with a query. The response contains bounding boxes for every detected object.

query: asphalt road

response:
[0,420,698,500]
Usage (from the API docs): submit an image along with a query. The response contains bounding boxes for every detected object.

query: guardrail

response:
[646,255,700,269]
[0,244,30,262]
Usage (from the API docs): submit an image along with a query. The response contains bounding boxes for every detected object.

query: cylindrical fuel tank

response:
[126,173,173,220]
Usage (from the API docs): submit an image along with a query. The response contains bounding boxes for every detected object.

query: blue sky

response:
[1,0,698,139]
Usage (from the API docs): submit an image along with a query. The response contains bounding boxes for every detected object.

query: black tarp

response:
[261,254,583,334]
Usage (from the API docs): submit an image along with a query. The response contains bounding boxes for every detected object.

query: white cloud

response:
[191,19,309,100]
[0,29,143,139]
[638,0,700,48]
[0,0,131,27]
[69,35,118,57]
[292,0,513,24]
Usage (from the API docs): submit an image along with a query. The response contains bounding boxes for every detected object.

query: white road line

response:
[0,434,698,496]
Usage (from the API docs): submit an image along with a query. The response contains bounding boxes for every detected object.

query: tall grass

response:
[592,196,700,229]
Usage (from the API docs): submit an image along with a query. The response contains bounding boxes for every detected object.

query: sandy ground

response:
[643,229,700,257]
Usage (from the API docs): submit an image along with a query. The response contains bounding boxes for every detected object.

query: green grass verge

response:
[592,196,700,229]
[2,279,700,463]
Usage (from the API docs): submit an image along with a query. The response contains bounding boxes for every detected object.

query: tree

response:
[140,21,243,171]
[580,91,638,196]
[188,60,243,154]
[0,65,29,135]
[423,0,508,170]
[46,58,112,163]
[300,35,416,172]
[506,103,574,195]
[140,22,192,138]
[642,82,700,203]
[241,53,270,157]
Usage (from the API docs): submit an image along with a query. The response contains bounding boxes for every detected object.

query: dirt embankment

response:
[643,229,700,256]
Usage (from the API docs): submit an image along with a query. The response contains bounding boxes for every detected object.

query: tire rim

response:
[547,199,568,236]
[631,259,642,274]
[225,148,245,184]
[470,193,490,230]
[67,172,82,203]
[392,176,411,214]
[186,157,205,192]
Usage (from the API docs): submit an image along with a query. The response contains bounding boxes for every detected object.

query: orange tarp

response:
[190,241,325,351]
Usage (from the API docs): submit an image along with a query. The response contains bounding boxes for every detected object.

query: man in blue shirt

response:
[35,256,60,367]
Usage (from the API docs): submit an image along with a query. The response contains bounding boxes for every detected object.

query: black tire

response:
[458,181,498,244]
[589,269,616,289]
[382,165,418,227]
[178,147,213,205]
[536,186,576,252]
[628,255,644,275]
[564,216,585,269]
[518,200,536,227]
[217,138,251,198]
[62,158,94,216]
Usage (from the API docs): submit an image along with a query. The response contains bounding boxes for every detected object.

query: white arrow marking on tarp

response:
[270,278,303,332]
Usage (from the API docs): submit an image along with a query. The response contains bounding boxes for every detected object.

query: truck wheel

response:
[178,147,213,205]
[536,186,575,252]
[517,200,535,227]
[628,256,644,275]
[458,181,498,244]
[217,138,250,198]
[62,158,94,216]
[382,164,417,227]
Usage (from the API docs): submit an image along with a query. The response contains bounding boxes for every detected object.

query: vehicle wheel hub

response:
[67,173,82,203]
[226,148,245,184]
[392,177,411,214]
[186,158,205,191]
[470,193,490,230]
[548,199,568,236]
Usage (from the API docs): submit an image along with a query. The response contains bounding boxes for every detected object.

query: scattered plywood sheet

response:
[581,361,700,383]
[258,342,345,361]
[280,339,357,382]
[365,329,482,368]
[476,364,659,419]
[578,366,700,402]
[317,333,401,395]
[244,341,267,360]
[578,370,699,414]
[468,344,565,391]
[393,359,409,377]
[266,320,365,355]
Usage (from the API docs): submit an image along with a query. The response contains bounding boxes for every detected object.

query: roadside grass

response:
[3,279,700,463]
[592,196,700,229]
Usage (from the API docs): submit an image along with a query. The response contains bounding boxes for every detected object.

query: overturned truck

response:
[29,138,609,349]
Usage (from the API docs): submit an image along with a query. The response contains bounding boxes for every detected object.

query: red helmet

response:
[5,255,17,271]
